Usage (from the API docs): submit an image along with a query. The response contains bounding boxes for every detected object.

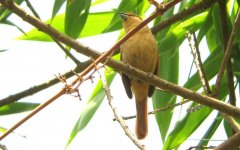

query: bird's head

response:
[119,12,143,32]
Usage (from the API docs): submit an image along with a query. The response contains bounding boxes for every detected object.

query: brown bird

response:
[120,13,159,139]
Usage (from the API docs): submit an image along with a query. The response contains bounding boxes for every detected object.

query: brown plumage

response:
[120,13,159,139]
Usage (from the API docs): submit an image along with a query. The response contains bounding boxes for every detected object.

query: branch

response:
[24,0,40,19]
[0,0,239,118]
[213,10,240,96]
[214,131,240,150]
[151,0,221,34]
[186,32,211,95]
[218,0,236,106]
[0,60,91,107]
[0,0,182,140]
[101,71,145,150]
[116,99,190,121]
[0,0,220,105]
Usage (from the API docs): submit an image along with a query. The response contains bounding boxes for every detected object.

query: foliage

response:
[0,0,240,149]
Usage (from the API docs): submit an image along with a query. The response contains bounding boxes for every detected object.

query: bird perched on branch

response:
[120,13,159,139]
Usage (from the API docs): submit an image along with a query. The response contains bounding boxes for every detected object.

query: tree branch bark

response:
[0,0,240,119]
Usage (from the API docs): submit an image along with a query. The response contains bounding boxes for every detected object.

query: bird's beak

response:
[119,12,128,21]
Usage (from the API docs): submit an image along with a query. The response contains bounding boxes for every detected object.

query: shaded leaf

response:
[51,0,66,20]
[0,0,24,21]
[163,39,229,149]
[65,0,92,39]
[197,112,222,146]
[152,50,179,141]
[184,45,224,90]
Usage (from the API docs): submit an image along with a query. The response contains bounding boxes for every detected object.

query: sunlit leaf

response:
[0,102,39,115]
[18,11,116,41]
[66,68,116,147]
[159,12,208,54]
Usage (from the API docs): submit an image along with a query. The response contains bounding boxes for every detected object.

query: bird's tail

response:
[135,97,148,139]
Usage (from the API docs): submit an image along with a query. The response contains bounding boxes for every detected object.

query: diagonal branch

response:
[151,0,221,34]
[0,0,239,118]
[0,0,220,106]
[0,60,91,107]
[0,0,182,140]
[214,131,240,150]
[213,10,240,96]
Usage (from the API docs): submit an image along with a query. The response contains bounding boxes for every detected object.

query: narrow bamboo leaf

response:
[66,69,116,147]
[163,104,212,150]
[232,43,240,83]
[184,45,223,90]
[159,12,208,54]
[152,50,179,141]
[65,0,92,39]
[197,112,222,146]
[0,0,24,21]
[51,0,66,20]
[17,11,115,41]
[197,8,213,42]
[163,53,228,149]
[0,102,39,116]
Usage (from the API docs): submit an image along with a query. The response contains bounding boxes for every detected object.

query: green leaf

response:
[65,0,92,39]
[159,11,208,54]
[152,50,179,141]
[184,45,224,90]
[197,8,213,42]
[51,0,66,20]
[18,11,116,41]
[66,69,116,147]
[163,104,212,150]
[197,112,222,146]
[163,50,228,149]
[0,0,24,21]
[0,102,39,115]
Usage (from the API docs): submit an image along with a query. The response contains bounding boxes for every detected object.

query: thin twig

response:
[1,0,240,141]
[24,0,40,19]
[186,32,211,112]
[115,99,190,121]
[213,10,240,96]
[0,60,91,107]
[0,89,65,140]
[100,70,145,150]
[186,32,211,95]
[0,0,182,140]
